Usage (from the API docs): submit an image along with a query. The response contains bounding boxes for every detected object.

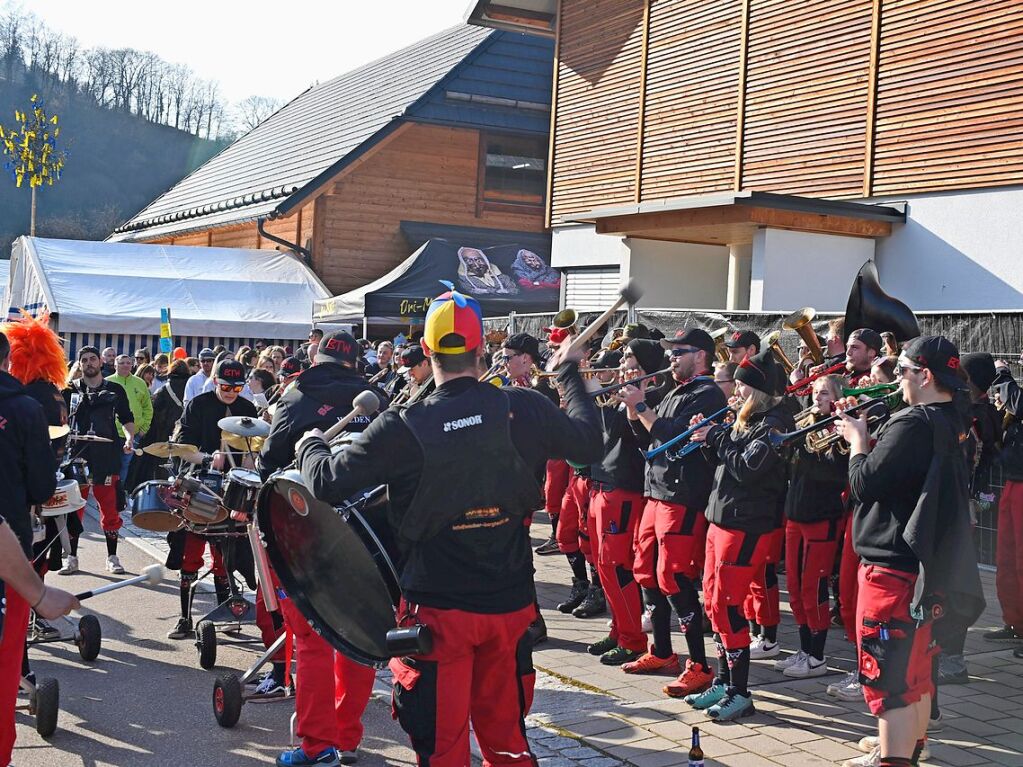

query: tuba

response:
[764,330,795,375]
[844,260,920,342]
[783,307,825,365]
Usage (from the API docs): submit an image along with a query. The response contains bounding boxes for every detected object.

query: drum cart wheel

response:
[213,674,243,728]
[29,677,60,737]
[76,614,102,661]
[196,619,218,669]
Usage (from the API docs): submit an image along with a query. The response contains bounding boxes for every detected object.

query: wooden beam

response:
[295,206,303,247]
[634,0,651,203]
[747,207,892,238]
[544,0,563,228]
[594,205,751,236]
[733,0,751,191]
[863,0,883,197]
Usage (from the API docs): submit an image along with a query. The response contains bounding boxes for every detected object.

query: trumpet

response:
[786,361,848,397]
[769,397,890,452]
[764,330,795,375]
[587,367,672,401]
[533,368,620,379]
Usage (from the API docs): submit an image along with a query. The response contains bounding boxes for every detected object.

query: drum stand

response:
[211,630,295,727]
[189,542,259,671]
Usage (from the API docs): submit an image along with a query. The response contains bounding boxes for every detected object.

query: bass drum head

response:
[257,471,399,667]
[130,481,183,532]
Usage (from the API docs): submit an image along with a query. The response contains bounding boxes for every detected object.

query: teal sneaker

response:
[276,746,340,766]
[707,691,755,721]
[586,635,617,656]
[684,682,727,709]
[599,645,641,666]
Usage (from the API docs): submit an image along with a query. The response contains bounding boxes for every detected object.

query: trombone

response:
[764,330,795,375]
[786,361,848,397]
[479,360,508,387]
[587,367,672,401]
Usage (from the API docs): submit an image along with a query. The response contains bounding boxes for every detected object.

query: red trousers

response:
[743,526,783,627]
[839,514,860,643]
[279,596,375,753]
[181,531,227,576]
[81,476,122,532]
[543,460,570,519]
[996,480,1023,629]
[704,524,774,648]
[0,584,29,766]
[592,487,646,652]
[557,475,591,557]
[786,518,842,631]
[634,499,708,595]
[389,603,536,767]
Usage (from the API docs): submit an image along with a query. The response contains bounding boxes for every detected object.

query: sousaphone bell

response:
[844,260,920,342]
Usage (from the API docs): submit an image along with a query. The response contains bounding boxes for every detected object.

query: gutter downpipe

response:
[257,216,312,266]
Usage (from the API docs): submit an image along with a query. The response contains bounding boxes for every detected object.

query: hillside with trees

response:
[0,7,284,255]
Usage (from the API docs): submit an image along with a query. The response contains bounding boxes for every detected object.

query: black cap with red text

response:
[315,330,360,365]
[724,330,761,350]
[214,359,246,386]
[901,335,966,391]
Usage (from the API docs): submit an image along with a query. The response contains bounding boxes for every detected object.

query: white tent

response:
[7,237,330,357]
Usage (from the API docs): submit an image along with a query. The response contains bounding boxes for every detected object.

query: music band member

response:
[835,336,984,767]
[65,346,136,575]
[389,346,433,408]
[846,328,883,387]
[777,375,848,679]
[581,338,666,666]
[622,329,726,696]
[259,330,379,767]
[165,360,257,640]
[724,330,761,365]
[713,361,737,400]
[296,287,601,767]
[683,349,794,721]
[0,330,78,767]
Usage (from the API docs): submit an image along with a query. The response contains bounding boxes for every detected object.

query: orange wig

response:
[1,312,69,388]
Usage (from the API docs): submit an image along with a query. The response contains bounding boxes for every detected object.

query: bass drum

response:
[256,470,398,667]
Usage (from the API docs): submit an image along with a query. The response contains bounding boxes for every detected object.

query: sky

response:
[18,0,476,104]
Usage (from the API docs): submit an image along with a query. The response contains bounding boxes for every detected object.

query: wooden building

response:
[468,0,1023,312]
[109,26,553,299]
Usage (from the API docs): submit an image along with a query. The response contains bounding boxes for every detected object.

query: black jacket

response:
[0,371,58,555]
[65,378,133,479]
[591,403,647,492]
[142,372,189,448]
[966,397,1001,495]
[704,402,794,533]
[636,376,727,509]
[259,363,376,480]
[784,420,849,523]
[297,366,602,613]
[177,390,257,455]
[992,368,1023,480]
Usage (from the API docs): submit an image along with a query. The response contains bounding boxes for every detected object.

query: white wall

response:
[749,229,875,312]
[551,223,627,268]
[870,186,1023,311]
[623,238,729,309]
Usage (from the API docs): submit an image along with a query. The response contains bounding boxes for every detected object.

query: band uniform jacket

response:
[64,378,133,479]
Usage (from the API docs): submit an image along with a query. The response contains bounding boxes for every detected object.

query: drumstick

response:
[74,564,165,601]
[564,279,643,356]
[321,391,381,442]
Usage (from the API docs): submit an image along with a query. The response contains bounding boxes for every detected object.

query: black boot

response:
[558,578,589,613]
[572,584,606,618]
[527,613,548,646]
[213,575,231,606]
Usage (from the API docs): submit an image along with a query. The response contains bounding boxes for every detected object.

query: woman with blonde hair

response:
[684,348,795,721]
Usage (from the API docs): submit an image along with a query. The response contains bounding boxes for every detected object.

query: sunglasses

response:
[669,347,699,358]
[894,362,923,378]
[501,353,522,362]
[217,383,244,393]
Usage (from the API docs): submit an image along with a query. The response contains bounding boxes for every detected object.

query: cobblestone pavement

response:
[86,503,1023,767]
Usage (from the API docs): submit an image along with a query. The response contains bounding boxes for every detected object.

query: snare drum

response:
[166,470,227,525]
[130,481,183,532]
[222,468,262,522]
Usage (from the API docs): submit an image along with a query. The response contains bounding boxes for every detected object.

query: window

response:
[480,132,546,210]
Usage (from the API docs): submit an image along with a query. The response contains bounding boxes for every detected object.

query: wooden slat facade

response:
[549,0,1023,223]
[141,122,542,296]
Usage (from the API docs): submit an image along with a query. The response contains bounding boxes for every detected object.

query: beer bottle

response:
[688,726,704,767]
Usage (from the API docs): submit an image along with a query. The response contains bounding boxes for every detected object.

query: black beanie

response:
[628,339,665,375]
[734,348,778,395]
[961,352,997,391]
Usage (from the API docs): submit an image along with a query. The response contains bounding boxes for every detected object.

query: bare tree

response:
[235,94,284,132]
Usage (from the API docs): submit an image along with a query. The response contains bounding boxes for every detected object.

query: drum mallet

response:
[564,278,644,356]
[321,390,381,442]
[74,564,165,601]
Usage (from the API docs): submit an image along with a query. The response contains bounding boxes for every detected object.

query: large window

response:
[480,132,546,211]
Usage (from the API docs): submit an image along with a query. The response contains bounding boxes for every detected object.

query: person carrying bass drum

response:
[258,330,380,767]
[296,287,602,767]
[683,348,794,721]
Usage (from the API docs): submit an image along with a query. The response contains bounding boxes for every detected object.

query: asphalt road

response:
[12,518,417,767]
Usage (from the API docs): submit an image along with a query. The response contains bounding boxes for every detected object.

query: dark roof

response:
[399,220,551,253]
[109,26,553,242]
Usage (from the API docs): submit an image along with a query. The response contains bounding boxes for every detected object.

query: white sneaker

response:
[827,670,863,701]
[774,650,808,671]
[857,736,929,761]
[105,555,125,575]
[843,744,879,767]
[58,555,79,575]
[784,654,828,678]
[749,638,780,659]
[641,608,653,634]
[928,711,944,733]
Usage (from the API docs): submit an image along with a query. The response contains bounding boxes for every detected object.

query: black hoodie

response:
[258,362,377,479]
[0,370,58,555]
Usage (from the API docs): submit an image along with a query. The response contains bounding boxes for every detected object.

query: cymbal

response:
[142,442,199,458]
[218,415,271,439]
[69,432,113,443]
[48,424,71,440]
[222,432,265,452]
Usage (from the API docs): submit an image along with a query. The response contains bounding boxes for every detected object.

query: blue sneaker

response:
[276,747,341,767]
[707,690,755,721]
[684,682,727,709]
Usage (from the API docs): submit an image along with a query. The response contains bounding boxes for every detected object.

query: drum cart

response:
[26,610,102,662]
[211,631,294,727]
[16,675,60,737]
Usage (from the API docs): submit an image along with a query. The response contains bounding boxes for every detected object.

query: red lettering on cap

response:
[732,331,741,341]
[948,357,960,369]
[324,338,351,354]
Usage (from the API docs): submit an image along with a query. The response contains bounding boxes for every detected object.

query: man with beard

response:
[457,247,517,295]
[65,346,135,574]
